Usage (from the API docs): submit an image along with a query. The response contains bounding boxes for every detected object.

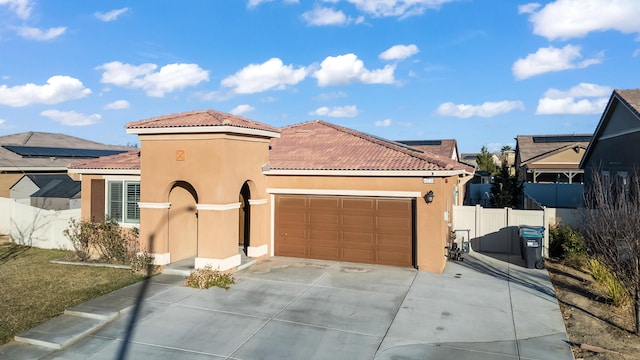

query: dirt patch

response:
[547,259,640,359]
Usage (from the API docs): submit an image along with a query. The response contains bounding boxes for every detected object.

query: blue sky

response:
[0,0,638,154]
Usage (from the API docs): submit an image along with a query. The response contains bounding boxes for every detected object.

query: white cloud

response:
[302,7,349,26]
[230,104,255,115]
[103,100,130,110]
[525,0,640,40]
[0,0,32,19]
[0,76,91,107]
[16,26,66,40]
[309,105,359,117]
[512,45,602,80]
[312,91,348,101]
[345,0,455,18]
[40,109,101,126]
[221,58,307,94]
[96,61,209,97]
[518,3,540,14]
[375,118,392,127]
[313,53,395,86]
[536,83,611,115]
[379,44,419,61]
[436,100,525,118]
[95,8,129,22]
[543,82,612,98]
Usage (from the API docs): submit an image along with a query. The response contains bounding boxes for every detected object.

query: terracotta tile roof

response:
[516,134,591,165]
[268,120,473,172]
[396,139,458,160]
[68,150,140,171]
[126,110,279,134]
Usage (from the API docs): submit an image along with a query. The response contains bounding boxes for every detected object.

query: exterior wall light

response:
[424,190,435,204]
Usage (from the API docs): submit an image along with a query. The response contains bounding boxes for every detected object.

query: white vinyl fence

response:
[452,205,581,257]
[0,197,79,250]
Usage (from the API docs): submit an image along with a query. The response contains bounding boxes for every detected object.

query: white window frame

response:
[104,176,140,227]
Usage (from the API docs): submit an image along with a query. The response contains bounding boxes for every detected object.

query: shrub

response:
[549,224,586,259]
[130,251,158,275]
[589,259,630,307]
[63,218,145,271]
[185,266,235,289]
[63,218,97,261]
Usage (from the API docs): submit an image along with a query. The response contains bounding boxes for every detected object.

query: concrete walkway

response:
[0,253,574,360]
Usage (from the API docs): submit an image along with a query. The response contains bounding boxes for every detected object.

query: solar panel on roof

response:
[398,140,443,146]
[532,135,592,143]
[2,145,127,158]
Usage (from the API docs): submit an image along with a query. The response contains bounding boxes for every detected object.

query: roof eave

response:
[67,168,141,175]
[126,125,281,138]
[262,169,471,177]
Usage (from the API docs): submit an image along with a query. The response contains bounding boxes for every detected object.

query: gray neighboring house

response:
[10,174,81,210]
[0,131,133,198]
[580,89,640,187]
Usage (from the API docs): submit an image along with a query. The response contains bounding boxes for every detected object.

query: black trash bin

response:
[519,226,545,269]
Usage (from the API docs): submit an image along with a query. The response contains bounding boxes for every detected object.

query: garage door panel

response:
[278,208,307,222]
[277,227,306,240]
[377,217,412,232]
[309,213,339,226]
[342,198,374,209]
[309,246,340,260]
[275,195,413,267]
[342,214,374,227]
[276,243,307,258]
[377,251,412,267]
[343,248,374,263]
[309,229,339,241]
[309,197,340,209]
[377,199,411,211]
[342,231,374,244]
[278,196,307,208]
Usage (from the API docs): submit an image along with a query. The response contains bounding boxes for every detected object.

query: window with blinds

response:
[107,180,140,224]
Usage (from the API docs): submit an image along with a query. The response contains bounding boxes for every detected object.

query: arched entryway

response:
[239,182,251,256]
[168,181,198,262]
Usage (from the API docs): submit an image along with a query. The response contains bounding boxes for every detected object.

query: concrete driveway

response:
[0,253,574,360]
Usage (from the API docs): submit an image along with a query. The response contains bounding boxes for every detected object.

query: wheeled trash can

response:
[519,226,545,269]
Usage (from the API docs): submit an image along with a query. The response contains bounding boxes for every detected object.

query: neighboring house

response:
[0,131,133,198]
[460,152,501,170]
[10,174,81,210]
[515,134,591,184]
[69,110,474,274]
[580,89,640,188]
[396,139,460,161]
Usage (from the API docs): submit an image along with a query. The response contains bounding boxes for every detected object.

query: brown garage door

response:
[275,195,414,267]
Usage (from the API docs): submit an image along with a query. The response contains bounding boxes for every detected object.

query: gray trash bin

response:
[519,226,545,269]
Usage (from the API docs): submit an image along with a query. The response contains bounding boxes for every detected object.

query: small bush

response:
[589,259,630,307]
[549,224,586,259]
[130,251,158,275]
[63,218,144,270]
[185,266,235,289]
[63,218,96,261]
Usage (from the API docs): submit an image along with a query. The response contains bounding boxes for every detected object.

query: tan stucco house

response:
[69,110,473,274]
[515,134,592,184]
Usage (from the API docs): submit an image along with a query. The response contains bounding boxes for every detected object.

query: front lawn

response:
[0,241,144,345]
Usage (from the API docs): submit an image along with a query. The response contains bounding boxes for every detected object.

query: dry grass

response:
[0,242,144,345]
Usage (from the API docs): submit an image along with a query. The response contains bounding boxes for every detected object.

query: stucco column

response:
[195,203,241,271]
[246,198,269,258]
[137,203,171,265]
